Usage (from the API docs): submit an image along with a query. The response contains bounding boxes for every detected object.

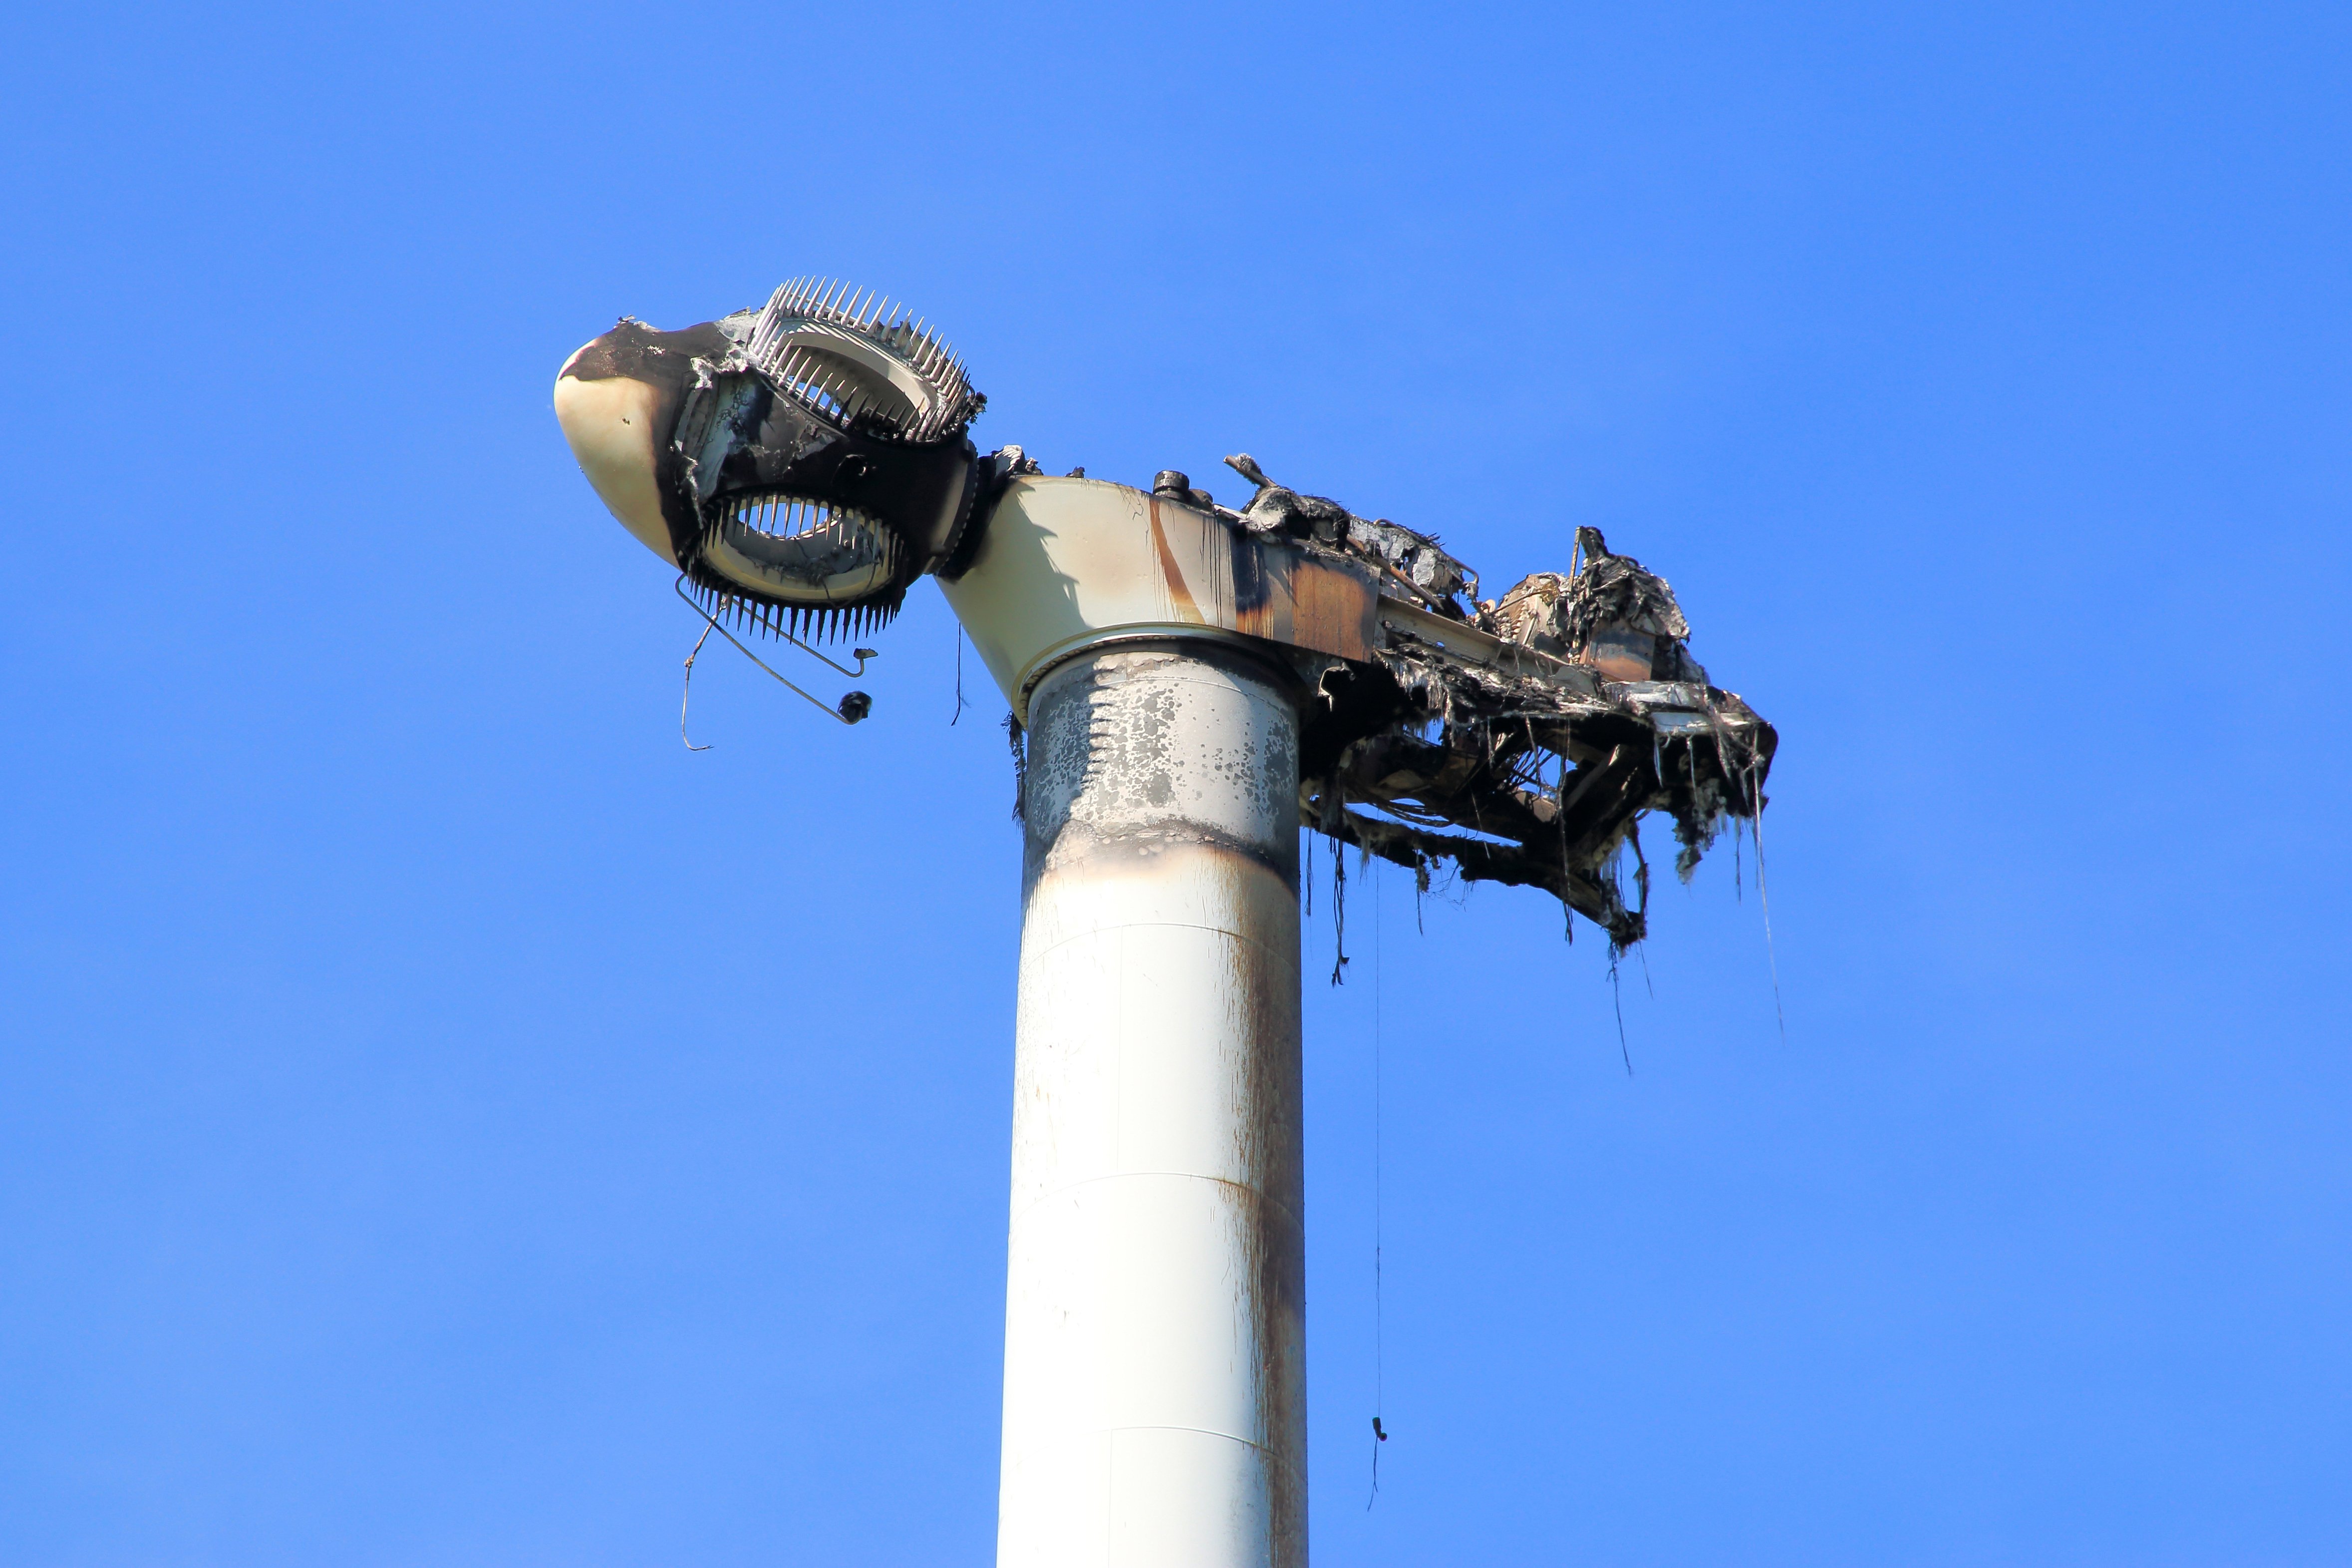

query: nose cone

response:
[554,331,678,566]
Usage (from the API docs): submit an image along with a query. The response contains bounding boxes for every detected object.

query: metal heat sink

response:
[672,280,987,642]
[558,279,988,644]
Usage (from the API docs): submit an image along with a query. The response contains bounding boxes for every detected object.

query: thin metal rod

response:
[680,622,715,750]
[671,577,860,726]
[677,570,874,677]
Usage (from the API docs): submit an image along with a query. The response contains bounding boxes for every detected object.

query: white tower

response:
[943,479,1359,1567]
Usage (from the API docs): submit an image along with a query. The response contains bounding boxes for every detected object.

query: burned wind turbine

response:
[555,276,1780,1568]
[555,278,1775,947]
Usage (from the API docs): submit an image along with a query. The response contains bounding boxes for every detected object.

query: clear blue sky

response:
[3,3,2347,1563]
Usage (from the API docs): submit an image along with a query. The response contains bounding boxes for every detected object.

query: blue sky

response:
[2,3,2347,1563]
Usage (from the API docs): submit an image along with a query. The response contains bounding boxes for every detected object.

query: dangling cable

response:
[1748,770,1786,1043]
[672,577,868,726]
[1369,858,1388,1509]
[1330,838,1349,986]
[677,577,879,678]
[950,625,969,725]
[679,623,715,751]
[1608,952,1632,1076]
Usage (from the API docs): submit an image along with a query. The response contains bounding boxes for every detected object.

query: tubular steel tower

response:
[556,281,1775,1568]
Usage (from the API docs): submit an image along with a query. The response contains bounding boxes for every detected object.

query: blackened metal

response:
[571,281,986,642]
[1223,464,1779,949]
[941,446,1029,583]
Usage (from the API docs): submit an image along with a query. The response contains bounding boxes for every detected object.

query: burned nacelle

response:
[557,281,1775,945]
[1213,461,1772,948]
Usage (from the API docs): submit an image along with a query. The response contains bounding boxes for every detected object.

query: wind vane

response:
[557,278,1775,1567]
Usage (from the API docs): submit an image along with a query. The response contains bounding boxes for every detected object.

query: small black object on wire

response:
[672,576,874,728]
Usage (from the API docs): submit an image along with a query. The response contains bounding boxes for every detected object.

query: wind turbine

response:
[556,280,1775,1568]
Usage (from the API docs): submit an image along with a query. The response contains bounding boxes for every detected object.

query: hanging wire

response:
[676,575,878,678]
[1608,951,1632,1076]
[1369,857,1388,1509]
[1329,838,1349,986]
[671,577,866,726]
[1748,769,1787,1043]
[950,625,969,725]
[679,623,715,751]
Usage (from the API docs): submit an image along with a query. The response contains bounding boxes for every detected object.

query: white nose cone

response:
[554,343,677,565]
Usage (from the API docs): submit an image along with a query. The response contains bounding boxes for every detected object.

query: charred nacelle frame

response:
[1190,464,1773,948]
[555,280,986,641]
[558,283,1776,945]
[1300,563,1771,948]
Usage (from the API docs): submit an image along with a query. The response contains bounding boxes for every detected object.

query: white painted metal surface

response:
[997,645,1306,1568]
[551,360,676,564]
[940,476,1376,725]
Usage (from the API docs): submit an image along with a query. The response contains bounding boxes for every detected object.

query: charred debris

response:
[1188,453,1775,950]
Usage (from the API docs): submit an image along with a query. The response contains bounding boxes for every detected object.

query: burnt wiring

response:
[679,623,715,751]
[951,625,969,725]
[1329,837,1350,987]
[1216,473,1783,1057]
[1747,761,1787,1043]
[673,575,872,727]
[1281,512,1773,968]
